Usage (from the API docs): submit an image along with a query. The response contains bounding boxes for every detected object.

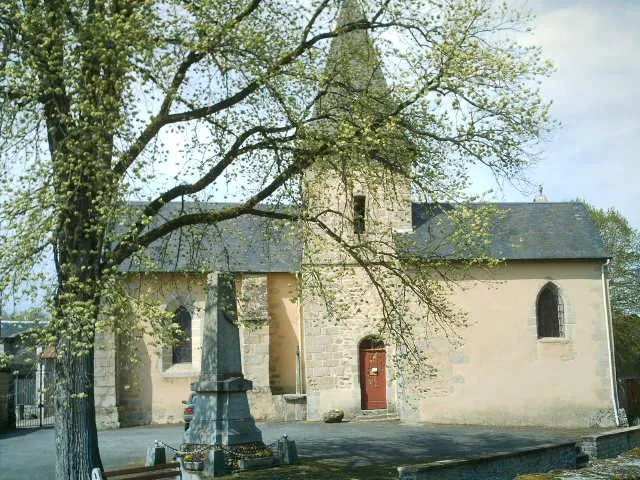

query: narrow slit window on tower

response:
[353,195,366,234]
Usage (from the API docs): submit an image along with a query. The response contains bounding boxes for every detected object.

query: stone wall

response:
[397,442,579,480]
[580,425,640,459]
[397,428,640,480]
[239,273,303,422]
[94,330,119,430]
[303,168,412,254]
[302,265,397,420]
[238,274,273,420]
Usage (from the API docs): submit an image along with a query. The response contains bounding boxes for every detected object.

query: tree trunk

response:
[55,340,102,480]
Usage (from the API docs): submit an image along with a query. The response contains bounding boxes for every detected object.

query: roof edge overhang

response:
[399,256,610,263]
[123,269,301,275]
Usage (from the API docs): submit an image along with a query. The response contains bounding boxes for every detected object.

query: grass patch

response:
[622,448,640,459]
[221,461,397,479]
[514,472,564,480]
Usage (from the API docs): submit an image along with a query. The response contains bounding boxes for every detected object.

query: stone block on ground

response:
[323,408,344,423]
[238,456,276,470]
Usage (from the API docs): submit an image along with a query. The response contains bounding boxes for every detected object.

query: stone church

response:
[93,0,620,430]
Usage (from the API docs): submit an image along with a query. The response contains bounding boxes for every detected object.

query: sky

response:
[151,0,640,228]
[3,0,639,313]
[473,0,640,229]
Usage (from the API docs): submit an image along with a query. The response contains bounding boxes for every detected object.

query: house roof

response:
[122,201,608,273]
[398,202,609,261]
[121,202,302,273]
[0,321,39,339]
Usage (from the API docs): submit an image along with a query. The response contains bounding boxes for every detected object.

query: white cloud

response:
[475,0,640,229]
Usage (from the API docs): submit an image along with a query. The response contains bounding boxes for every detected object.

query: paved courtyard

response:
[0,420,593,479]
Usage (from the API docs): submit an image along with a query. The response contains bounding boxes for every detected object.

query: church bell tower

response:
[300,0,409,420]
[302,0,413,254]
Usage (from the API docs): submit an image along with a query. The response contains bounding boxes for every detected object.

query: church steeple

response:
[304,0,413,239]
[317,0,390,118]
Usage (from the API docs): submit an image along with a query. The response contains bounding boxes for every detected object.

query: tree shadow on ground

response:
[281,423,580,470]
[0,425,53,439]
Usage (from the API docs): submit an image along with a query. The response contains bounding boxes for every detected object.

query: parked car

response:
[182,393,196,431]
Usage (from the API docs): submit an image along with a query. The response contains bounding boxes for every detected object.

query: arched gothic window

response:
[172,306,192,364]
[536,282,564,338]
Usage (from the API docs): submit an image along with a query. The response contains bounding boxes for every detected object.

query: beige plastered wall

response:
[268,273,303,394]
[117,272,206,426]
[402,260,616,428]
[117,271,302,425]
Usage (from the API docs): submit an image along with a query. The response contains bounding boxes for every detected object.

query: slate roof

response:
[399,202,609,261]
[316,0,390,118]
[0,321,40,339]
[121,202,302,273]
[122,201,607,273]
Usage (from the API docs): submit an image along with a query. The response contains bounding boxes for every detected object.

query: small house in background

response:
[0,313,54,429]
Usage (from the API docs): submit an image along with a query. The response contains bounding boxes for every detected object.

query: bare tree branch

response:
[113,13,394,178]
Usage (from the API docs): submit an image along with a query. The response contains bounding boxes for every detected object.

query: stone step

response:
[353,409,400,423]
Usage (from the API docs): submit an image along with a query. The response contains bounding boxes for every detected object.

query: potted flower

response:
[183,453,205,471]
[238,448,275,470]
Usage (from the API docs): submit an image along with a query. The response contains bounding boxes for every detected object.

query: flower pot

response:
[184,460,204,471]
[238,456,275,471]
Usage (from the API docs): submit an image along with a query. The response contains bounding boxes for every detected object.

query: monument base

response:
[184,377,263,447]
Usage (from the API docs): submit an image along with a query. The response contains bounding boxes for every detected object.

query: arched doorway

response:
[359,336,387,410]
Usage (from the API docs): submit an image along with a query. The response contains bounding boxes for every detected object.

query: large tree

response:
[0,0,553,478]
[585,204,640,376]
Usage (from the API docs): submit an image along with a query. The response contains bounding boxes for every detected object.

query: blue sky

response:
[153,1,640,228]
[3,0,639,313]
[472,0,640,229]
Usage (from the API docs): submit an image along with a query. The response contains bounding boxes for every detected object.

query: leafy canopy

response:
[585,203,640,376]
[586,205,640,315]
[0,0,554,338]
[0,1,555,476]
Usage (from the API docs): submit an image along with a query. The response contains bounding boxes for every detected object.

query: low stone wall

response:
[397,442,579,480]
[397,426,640,479]
[580,425,640,459]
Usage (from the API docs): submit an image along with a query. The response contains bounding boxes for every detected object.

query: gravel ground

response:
[0,420,599,480]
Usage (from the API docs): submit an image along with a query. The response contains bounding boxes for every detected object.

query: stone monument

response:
[184,272,263,474]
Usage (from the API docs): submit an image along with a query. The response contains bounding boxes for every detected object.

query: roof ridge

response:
[412,201,585,205]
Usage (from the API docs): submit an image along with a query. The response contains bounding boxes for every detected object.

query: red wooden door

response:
[360,348,387,410]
